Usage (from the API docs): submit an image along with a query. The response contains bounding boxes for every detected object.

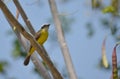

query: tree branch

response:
[12,1,52,79]
[0,1,63,79]
[48,0,78,79]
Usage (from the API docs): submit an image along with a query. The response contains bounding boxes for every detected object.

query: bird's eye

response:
[41,26,44,29]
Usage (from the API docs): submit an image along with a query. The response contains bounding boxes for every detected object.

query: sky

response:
[0,0,119,79]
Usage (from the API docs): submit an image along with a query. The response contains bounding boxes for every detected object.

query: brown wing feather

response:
[35,30,42,40]
[28,30,41,51]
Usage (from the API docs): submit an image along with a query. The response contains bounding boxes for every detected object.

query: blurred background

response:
[0,0,120,79]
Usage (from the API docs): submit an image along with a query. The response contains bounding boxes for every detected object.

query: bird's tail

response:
[24,47,34,66]
[24,55,31,65]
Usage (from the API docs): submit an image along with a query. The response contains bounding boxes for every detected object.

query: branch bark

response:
[0,1,63,79]
[48,0,78,79]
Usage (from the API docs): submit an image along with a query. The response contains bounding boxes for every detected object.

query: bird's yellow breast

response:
[37,29,48,45]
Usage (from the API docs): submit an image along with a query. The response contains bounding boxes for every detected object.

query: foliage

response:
[12,39,26,58]
[86,22,94,37]
[0,61,9,74]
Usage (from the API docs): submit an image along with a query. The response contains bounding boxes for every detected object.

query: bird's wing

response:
[28,30,42,51]
[35,30,42,40]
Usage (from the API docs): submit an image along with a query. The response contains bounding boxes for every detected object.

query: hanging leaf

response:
[112,44,118,79]
[101,35,109,68]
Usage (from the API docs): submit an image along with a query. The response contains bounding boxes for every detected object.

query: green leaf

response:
[0,61,9,74]
[102,6,116,14]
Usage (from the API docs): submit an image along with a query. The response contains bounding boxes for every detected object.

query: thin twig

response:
[48,0,78,79]
[15,9,19,20]
[0,1,63,79]
[13,0,35,35]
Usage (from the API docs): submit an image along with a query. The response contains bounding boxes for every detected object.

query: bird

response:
[24,24,50,66]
